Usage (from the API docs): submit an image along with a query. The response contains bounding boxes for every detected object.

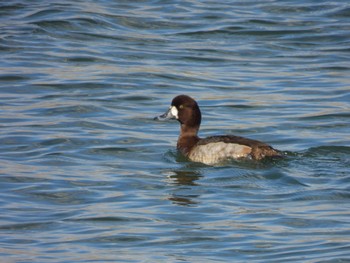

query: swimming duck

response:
[155,95,281,165]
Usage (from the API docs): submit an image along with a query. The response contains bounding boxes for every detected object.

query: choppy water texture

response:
[1,0,350,262]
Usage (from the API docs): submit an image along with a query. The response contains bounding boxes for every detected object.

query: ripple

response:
[70,216,151,223]
[0,74,31,81]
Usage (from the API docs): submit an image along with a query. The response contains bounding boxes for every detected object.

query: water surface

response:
[0,0,349,262]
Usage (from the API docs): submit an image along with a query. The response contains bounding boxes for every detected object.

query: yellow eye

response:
[179,105,184,109]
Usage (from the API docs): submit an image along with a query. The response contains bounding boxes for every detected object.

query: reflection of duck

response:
[165,169,202,206]
[156,95,281,165]
[167,169,202,186]
[168,195,198,206]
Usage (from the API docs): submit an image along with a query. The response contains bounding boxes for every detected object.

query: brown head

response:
[155,95,202,154]
[155,95,202,133]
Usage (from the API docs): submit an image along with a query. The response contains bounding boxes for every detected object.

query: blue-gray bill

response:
[154,106,178,121]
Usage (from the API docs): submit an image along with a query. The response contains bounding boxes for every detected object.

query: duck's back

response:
[188,135,280,164]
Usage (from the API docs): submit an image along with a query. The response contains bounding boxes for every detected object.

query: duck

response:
[155,95,281,165]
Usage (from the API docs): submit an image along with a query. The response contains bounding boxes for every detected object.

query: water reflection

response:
[167,195,198,206]
[163,168,202,206]
[168,169,202,186]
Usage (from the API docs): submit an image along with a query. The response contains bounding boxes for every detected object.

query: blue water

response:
[1,1,350,262]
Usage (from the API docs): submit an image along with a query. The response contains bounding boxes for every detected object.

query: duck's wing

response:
[197,135,281,160]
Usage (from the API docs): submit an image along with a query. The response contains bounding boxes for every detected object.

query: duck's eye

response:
[179,105,184,109]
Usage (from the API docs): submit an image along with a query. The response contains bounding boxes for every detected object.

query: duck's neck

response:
[177,124,200,156]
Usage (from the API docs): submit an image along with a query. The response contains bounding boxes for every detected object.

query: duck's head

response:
[155,95,202,129]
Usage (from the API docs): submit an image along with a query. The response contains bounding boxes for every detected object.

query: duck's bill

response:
[154,106,178,121]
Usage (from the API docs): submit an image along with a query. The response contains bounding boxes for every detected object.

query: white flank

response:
[188,142,251,165]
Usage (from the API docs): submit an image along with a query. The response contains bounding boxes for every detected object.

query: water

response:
[1,0,350,262]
